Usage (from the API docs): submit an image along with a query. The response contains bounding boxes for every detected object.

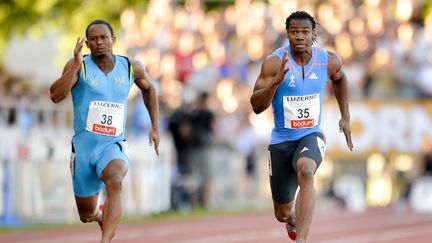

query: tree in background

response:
[0,0,147,65]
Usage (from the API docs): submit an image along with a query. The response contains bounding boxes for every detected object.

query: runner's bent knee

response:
[104,174,124,192]
[274,202,293,222]
[297,158,316,182]
[79,211,98,223]
[275,209,290,222]
[298,165,315,180]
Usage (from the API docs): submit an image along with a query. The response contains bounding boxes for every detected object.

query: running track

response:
[1,207,432,243]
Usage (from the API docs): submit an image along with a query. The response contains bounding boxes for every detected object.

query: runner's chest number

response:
[86,101,124,136]
[297,108,310,119]
[101,114,113,125]
[283,94,320,129]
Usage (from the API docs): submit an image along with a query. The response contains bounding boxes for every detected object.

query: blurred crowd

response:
[1,0,432,210]
[1,0,431,129]
[120,0,432,105]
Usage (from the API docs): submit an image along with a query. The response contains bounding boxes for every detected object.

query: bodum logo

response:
[291,119,314,128]
[93,124,116,135]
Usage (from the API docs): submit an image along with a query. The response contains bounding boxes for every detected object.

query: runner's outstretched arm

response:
[328,51,353,151]
[132,60,160,155]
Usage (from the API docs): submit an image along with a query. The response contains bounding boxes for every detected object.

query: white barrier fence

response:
[12,98,432,223]
[0,126,173,224]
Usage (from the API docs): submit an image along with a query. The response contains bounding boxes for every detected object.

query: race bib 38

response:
[86,101,124,136]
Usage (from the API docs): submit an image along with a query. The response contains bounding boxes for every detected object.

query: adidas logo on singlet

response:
[308,73,318,80]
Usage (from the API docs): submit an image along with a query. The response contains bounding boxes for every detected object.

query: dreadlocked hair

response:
[285,11,318,43]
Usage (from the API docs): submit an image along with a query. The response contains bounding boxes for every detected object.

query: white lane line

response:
[13,227,285,243]
[319,224,432,243]
[313,213,432,234]
[14,234,100,243]
[172,228,284,243]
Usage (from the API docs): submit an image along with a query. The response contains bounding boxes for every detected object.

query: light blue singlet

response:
[70,54,134,197]
[270,45,328,145]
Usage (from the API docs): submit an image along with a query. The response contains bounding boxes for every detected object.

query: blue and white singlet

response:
[270,45,328,144]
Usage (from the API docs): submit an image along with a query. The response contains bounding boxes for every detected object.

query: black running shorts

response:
[268,132,326,204]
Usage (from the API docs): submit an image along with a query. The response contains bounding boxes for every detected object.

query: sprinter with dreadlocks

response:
[250,11,353,242]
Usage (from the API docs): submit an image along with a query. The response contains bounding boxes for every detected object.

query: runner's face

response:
[86,24,114,57]
[286,19,313,53]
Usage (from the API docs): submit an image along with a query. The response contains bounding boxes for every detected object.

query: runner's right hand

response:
[273,49,289,85]
[74,37,84,65]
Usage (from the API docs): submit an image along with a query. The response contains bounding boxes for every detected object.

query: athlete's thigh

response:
[71,142,104,197]
[268,141,299,204]
[98,141,129,180]
[293,132,326,169]
[100,159,128,183]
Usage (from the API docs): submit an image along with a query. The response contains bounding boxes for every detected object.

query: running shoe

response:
[285,222,297,241]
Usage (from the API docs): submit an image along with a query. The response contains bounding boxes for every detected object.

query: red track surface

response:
[1,207,432,243]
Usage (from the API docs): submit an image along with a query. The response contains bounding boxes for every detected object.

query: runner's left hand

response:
[149,129,160,155]
[339,118,353,151]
